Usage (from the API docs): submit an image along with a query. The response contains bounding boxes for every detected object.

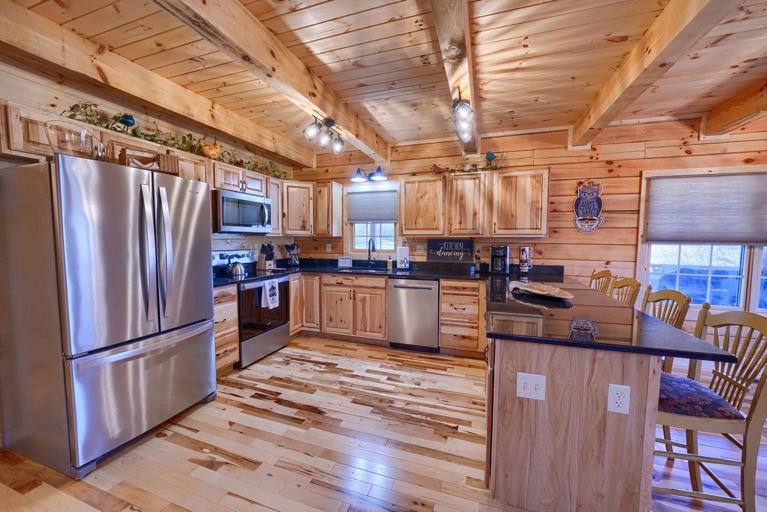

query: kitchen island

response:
[484,277,736,512]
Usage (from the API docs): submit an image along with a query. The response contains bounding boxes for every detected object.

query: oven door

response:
[238,278,290,366]
[213,190,271,234]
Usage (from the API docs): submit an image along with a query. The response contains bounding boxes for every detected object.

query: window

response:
[352,222,395,251]
[759,250,767,310]
[649,244,746,307]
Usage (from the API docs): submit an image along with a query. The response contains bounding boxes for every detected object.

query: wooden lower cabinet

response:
[439,279,487,355]
[321,286,355,335]
[320,274,387,340]
[289,274,303,335]
[353,287,386,339]
[213,285,239,374]
[302,274,320,330]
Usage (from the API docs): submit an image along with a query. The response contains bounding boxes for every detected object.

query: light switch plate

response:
[608,383,631,414]
[517,372,546,400]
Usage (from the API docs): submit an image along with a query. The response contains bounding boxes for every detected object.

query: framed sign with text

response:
[427,239,474,262]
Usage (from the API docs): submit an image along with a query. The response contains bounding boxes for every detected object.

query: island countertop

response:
[485,275,736,363]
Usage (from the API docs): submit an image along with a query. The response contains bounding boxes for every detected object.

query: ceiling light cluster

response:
[351,166,387,183]
[303,117,344,155]
[452,90,475,143]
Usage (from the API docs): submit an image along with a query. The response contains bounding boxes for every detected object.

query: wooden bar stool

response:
[609,276,641,307]
[588,269,613,294]
[641,285,692,455]
[653,304,767,512]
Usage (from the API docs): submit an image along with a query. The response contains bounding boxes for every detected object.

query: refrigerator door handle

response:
[140,184,157,323]
[74,320,213,371]
[159,186,174,317]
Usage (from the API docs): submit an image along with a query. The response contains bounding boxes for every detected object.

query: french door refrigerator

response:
[0,154,215,478]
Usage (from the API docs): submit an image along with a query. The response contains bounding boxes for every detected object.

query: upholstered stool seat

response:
[659,372,744,420]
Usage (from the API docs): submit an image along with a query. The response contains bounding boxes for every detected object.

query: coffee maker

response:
[490,245,510,274]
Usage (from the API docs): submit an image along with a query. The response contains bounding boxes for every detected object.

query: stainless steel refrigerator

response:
[0,153,215,478]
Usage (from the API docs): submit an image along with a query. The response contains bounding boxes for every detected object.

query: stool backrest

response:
[609,277,642,307]
[694,304,767,413]
[640,285,691,329]
[589,269,613,294]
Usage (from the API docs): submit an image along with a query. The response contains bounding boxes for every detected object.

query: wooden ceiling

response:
[7,0,767,163]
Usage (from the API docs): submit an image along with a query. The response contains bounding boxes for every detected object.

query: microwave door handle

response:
[159,186,174,317]
[262,201,269,226]
[140,184,157,323]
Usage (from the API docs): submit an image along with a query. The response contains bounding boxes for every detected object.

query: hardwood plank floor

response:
[0,336,764,511]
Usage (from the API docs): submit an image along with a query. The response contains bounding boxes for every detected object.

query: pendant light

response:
[369,166,387,181]
[452,89,475,143]
[331,134,344,155]
[317,127,332,148]
[302,117,322,141]
[351,168,368,182]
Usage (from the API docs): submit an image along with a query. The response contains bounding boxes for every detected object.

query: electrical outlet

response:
[325,243,332,252]
[516,372,546,400]
[608,383,631,414]
[416,244,426,255]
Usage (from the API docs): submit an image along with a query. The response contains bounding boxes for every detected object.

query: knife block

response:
[256,254,274,270]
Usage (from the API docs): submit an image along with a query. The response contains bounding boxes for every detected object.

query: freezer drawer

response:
[64,321,215,468]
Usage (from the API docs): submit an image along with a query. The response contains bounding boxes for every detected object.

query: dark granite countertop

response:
[485,276,736,363]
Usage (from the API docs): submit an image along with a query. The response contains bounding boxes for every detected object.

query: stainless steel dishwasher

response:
[387,278,439,349]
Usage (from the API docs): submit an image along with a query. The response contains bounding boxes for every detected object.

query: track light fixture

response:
[303,116,345,155]
[351,166,387,183]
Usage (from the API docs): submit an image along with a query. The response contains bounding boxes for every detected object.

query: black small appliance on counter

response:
[490,245,510,274]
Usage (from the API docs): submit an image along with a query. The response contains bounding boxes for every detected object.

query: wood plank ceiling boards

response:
[0,0,315,166]
[571,0,745,147]
[154,0,391,162]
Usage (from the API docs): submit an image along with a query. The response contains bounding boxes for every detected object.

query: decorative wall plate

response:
[573,179,605,233]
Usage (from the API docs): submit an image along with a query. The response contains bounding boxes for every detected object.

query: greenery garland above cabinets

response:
[60,102,288,179]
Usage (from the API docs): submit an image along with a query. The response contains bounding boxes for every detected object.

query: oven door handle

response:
[240,275,289,291]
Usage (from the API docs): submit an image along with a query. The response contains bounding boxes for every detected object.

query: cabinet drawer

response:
[441,322,479,336]
[440,332,480,350]
[441,294,479,316]
[322,274,356,286]
[214,301,238,335]
[441,280,481,295]
[352,276,386,289]
[213,285,237,306]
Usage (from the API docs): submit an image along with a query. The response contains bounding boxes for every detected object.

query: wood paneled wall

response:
[297,116,767,281]
[0,56,297,173]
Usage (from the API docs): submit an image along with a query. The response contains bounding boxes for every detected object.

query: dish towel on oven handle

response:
[262,279,279,309]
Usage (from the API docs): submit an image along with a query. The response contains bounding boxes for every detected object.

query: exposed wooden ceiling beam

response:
[154,0,390,162]
[0,0,314,167]
[430,0,480,155]
[570,0,741,147]
[704,79,767,135]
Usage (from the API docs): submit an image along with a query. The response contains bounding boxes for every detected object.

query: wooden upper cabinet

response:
[266,177,283,235]
[6,103,98,158]
[321,286,354,336]
[242,170,266,196]
[301,274,320,331]
[283,180,314,235]
[171,149,211,183]
[213,161,243,192]
[491,169,549,236]
[448,173,485,236]
[314,181,343,237]
[400,175,445,235]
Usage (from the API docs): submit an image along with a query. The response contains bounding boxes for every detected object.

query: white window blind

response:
[645,173,767,244]
[347,190,398,223]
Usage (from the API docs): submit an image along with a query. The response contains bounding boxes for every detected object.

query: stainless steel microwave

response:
[212,189,272,234]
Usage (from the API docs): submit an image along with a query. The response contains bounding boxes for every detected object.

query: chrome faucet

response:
[367,238,376,267]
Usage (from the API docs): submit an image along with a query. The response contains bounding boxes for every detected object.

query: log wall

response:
[296,116,767,281]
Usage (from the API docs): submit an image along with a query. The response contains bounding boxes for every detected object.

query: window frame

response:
[647,242,748,310]
[343,184,399,258]
[748,246,767,313]
[350,221,397,253]
[637,167,767,318]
